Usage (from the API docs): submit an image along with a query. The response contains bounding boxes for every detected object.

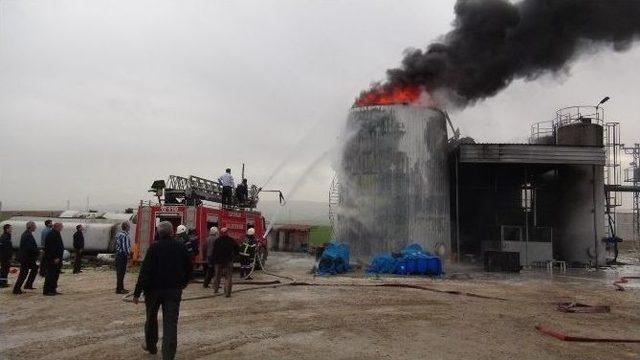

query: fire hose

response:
[613,276,640,291]
[536,325,640,343]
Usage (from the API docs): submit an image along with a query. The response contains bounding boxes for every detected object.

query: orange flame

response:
[354,84,422,107]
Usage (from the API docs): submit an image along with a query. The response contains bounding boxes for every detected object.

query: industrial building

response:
[333,103,640,268]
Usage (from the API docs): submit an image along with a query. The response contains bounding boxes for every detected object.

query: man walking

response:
[218,168,235,206]
[115,221,132,294]
[13,221,39,294]
[133,221,192,360]
[211,227,239,297]
[72,225,84,274]
[39,219,53,277]
[43,222,64,296]
[0,224,13,288]
[203,227,218,288]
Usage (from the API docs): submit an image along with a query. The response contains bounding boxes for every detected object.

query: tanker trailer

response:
[0,216,135,253]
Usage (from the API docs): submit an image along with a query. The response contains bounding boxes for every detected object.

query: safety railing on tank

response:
[555,106,604,128]
[529,120,555,144]
[529,106,606,144]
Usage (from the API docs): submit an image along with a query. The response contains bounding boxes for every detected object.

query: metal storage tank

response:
[335,105,451,261]
[554,107,606,265]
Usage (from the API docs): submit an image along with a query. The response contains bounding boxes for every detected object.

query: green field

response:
[309,225,333,247]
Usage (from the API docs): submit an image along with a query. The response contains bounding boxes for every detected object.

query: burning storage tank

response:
[335,104,451,261]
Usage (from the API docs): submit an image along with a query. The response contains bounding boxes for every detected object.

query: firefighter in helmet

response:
[239,228,257,279]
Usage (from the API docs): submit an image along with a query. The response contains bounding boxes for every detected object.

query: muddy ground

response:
[2,252,640,360]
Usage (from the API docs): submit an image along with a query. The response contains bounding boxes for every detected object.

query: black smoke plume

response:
[374,0,640,107]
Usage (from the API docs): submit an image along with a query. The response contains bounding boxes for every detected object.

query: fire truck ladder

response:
[165,175,223,204]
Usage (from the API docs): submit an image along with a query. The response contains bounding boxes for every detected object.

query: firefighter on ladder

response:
[239,228,257,279]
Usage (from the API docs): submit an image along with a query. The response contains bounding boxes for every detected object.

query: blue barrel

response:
[425,256,442,276]
[416,254,428,274]
[396,260,408,275]
[405,255,418,274]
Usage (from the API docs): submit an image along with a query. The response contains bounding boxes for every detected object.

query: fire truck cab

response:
[133,174,280,268]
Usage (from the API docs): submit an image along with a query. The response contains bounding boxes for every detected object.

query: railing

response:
[529,120,555,144]
[555,106,604,128]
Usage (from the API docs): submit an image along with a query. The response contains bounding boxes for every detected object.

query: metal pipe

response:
[455,151,461,262]
[524,166,529,265]
[592,164,599,268]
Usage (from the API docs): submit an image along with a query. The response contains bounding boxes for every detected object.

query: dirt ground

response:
[2,252,640,360]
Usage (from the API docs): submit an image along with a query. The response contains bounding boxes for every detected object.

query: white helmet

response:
[176,225,187,235]
[246,228,255,236]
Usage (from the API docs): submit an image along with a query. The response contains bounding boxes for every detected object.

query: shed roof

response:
[456,143,605,165]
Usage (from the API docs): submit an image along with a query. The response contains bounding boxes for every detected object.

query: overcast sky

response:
[1,0,640,210]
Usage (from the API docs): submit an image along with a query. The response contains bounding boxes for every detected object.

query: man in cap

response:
[72,224,85,274]
[0,224,13,288]
[211,227,239,297]
[203,227,218,288]
[218,168,235,206]
[43,222,64,295]
[133,221,192,360]
[13,221,39,294]
[115,221,132,294]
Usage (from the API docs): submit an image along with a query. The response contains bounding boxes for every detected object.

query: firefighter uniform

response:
[239,228,257,279]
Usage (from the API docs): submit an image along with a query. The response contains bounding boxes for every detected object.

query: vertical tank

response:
[554,107,606,265]
[335,105,450,261]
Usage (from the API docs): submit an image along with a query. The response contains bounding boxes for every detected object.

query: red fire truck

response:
[133,174,283,269]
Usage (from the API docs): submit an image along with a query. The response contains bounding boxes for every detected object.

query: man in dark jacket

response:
[0,224,13,288]
[13,221,39,294]
[235,178,249,206]
[43,222,64,296]
[211,227,239,297]
[133,221,192,360]
[39,219,53,277]
[72,225,84,274]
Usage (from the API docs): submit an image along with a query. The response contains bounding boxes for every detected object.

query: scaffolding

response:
[623,144,640,255]
[604,122,622,238]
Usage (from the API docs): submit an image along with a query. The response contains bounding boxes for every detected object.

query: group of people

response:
[218,168,250,206]
[1,215,256,359]
[0,219,133,296]
[0,220,81,295]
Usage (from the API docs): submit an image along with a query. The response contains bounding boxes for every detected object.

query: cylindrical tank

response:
[556,121,603,146]
[554,121,606,265]
[0,217,134,253]
[335,105,450,261]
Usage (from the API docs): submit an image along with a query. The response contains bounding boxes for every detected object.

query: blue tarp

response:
[316,240,350,275]
[368,243,442,276]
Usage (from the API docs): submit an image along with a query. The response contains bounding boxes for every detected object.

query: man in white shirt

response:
[218,168,235,205]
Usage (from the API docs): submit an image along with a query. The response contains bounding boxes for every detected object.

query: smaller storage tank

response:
[556,120,603,146]
[554,107,606,265]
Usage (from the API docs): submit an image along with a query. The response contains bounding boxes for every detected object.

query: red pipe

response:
[613,276,640,291]
[536,325,640,343]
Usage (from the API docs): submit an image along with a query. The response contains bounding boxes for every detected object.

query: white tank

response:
[0,216,135,253]
[336,105,451,260]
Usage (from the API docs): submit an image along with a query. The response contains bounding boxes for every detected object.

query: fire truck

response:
[132,174,284,270]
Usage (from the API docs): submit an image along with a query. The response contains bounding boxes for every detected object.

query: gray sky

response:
[1,0,639,210]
